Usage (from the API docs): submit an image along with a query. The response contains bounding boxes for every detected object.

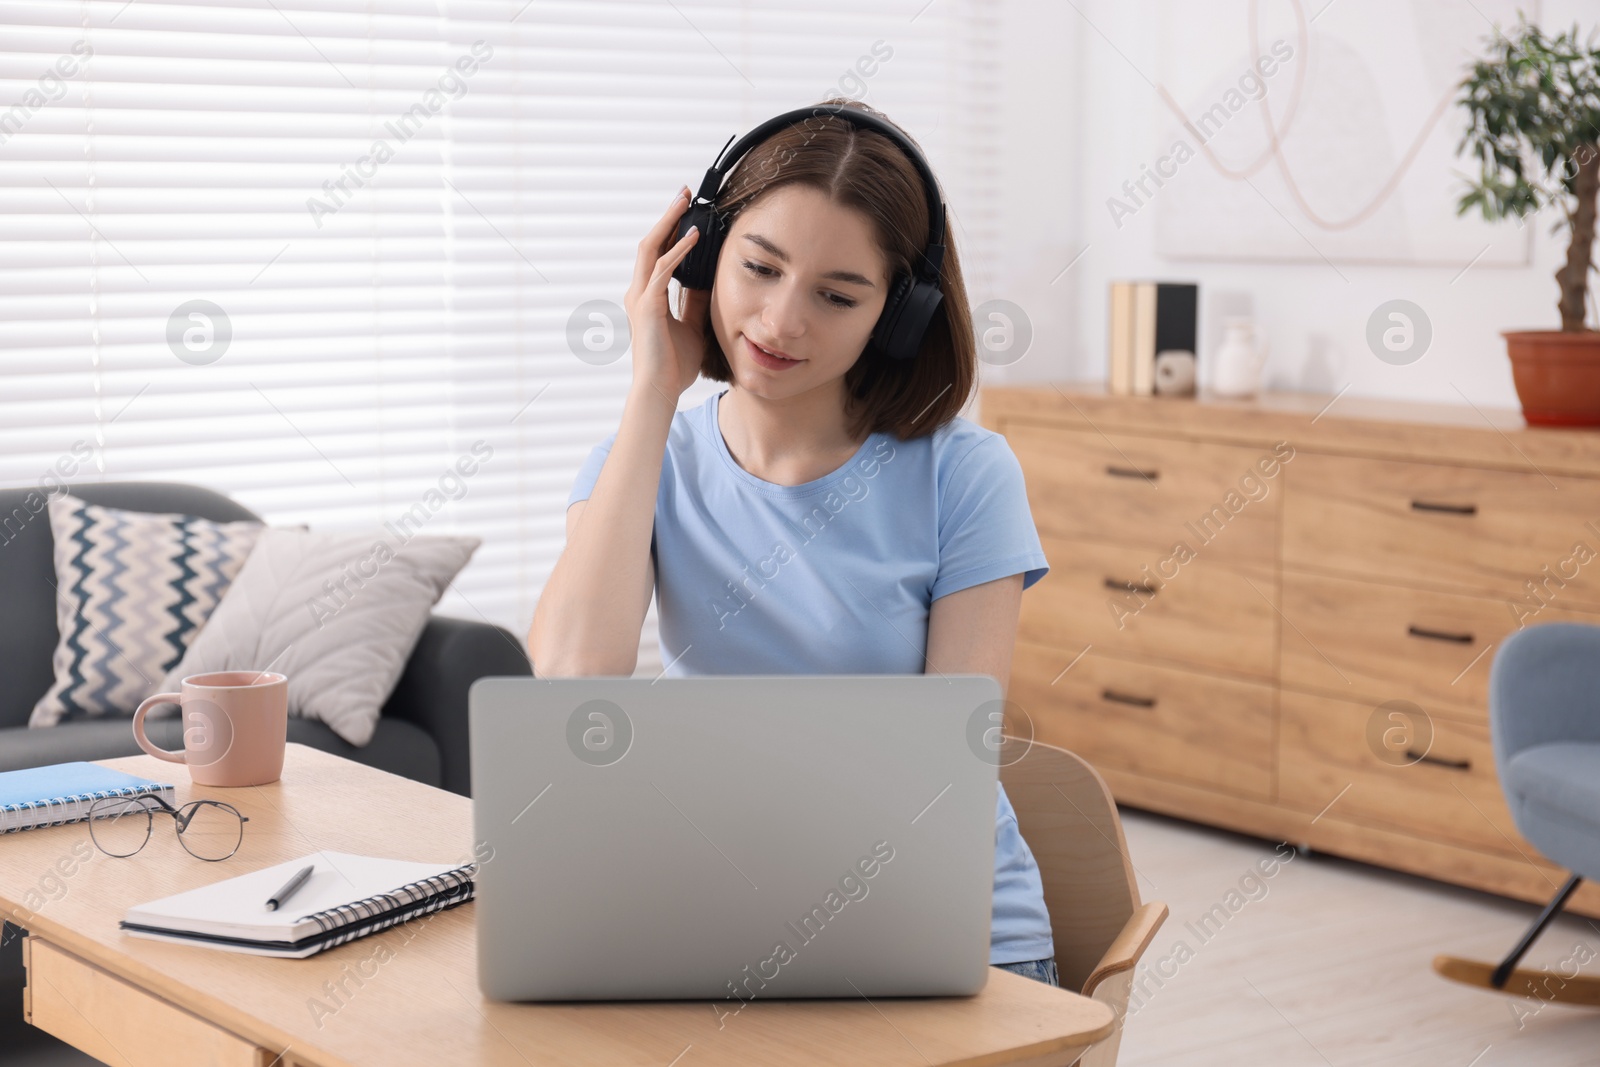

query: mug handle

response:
[132,693,189,764]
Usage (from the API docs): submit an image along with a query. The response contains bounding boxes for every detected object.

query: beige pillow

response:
[159,527,479,746]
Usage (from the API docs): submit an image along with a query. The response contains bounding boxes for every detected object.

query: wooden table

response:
[2,744,1115,1067]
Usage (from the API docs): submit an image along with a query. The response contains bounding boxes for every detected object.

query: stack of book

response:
[1107,281,1198,396]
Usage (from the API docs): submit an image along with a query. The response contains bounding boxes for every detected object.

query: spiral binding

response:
[306,862,479,935]
[0,782,174,835]
[299,878,477,955]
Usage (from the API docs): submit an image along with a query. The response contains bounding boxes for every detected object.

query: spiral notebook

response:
[0,762,175,834]
[120,851,477,958]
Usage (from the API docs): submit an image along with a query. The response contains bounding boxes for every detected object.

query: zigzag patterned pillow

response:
[29,494,266,727]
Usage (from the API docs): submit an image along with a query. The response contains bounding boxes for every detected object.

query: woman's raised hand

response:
[624,185,711,405]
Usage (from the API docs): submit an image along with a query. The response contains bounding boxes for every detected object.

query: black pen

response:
[265,863,315,912]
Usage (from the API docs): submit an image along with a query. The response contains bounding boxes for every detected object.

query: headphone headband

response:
[671,103,949,364]
[690,104,946,283]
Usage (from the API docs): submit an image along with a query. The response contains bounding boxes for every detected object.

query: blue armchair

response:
[1435,622,1600,1001]
[1484,622,1600,985]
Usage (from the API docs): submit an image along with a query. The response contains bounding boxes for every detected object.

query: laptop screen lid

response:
[469,674,1003,1002]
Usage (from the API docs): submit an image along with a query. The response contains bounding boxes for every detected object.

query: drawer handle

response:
[1101,689,1156,708]
[1104,577,1158,596]
[1105,464,1159,481]
[1410,500,1477,516]
[1407,624,1474,645]
[1405,749,1471,771]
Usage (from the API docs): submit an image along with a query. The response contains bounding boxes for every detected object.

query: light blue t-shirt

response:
[566,387,1055,965]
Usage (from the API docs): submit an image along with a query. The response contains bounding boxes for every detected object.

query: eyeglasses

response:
[86,794,249,861]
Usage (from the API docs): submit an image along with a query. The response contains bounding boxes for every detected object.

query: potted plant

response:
[1456,19,1600,426]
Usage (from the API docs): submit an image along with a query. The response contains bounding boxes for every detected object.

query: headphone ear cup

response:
[869,273,913,360]
[671,204,726,290]
[871,273,944,362]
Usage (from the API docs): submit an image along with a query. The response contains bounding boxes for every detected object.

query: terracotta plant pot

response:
[1502,330,1600,427]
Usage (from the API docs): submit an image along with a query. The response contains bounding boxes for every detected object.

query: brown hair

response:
[684,97,975,442]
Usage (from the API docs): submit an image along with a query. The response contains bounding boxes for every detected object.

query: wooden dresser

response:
[979,383,1600,917]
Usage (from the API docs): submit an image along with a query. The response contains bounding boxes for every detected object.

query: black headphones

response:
[671,104,947,363]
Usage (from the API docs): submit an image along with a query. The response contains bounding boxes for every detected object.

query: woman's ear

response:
[682,286,711,330]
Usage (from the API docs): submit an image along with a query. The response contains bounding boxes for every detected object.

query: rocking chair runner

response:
[1433,622,1600,1006]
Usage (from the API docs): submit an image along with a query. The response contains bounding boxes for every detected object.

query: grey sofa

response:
[0,481,531,797]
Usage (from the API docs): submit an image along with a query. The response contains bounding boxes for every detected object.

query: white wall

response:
[988,0,1593,411]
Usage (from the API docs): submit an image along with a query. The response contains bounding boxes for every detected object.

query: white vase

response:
[1211,318,1268,398]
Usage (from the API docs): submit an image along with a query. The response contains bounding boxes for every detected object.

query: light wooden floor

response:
[1114,809,1600,1066]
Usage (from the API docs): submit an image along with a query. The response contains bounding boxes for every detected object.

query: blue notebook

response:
[0,762,176,835]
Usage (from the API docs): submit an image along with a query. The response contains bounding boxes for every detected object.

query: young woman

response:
[529,98,1058,986]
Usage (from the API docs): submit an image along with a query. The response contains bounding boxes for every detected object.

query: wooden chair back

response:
[1000,736,1139,989]
[1001,736,1166,1066]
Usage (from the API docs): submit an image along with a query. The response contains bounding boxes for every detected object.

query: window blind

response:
[0,0,1001,675]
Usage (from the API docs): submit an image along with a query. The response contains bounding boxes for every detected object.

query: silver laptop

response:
[468,674,1002,1002]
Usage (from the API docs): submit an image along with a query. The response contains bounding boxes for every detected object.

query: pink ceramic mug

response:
[131,671,289,787]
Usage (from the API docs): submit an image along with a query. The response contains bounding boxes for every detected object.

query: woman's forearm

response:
[529,385,677,676]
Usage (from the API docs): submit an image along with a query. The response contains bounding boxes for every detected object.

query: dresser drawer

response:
[1283,452,1600,606]
[1279,570,1600,719]
[1278,690,1525,859]
[1010,641,1275,799]
[1021,535,1276,679]
[1007,422,1286,566]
